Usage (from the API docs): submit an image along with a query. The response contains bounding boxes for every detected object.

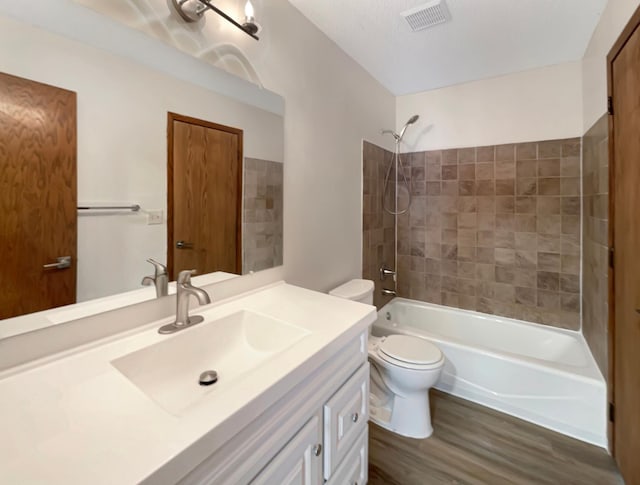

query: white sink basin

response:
[111,310,310,415]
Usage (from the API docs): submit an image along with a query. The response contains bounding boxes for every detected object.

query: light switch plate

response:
[147,210,163,225]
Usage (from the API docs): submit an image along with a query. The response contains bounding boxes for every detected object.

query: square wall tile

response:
[362,137,581,331]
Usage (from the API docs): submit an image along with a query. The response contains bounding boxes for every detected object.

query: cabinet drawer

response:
[327,427,368,485]
[251,411,323,485]
[323,363,369,479]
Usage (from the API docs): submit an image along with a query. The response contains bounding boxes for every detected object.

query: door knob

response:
[43,256,71,270]
[312,444,322,456]
[351,412,359,423]
[176,240,194,249]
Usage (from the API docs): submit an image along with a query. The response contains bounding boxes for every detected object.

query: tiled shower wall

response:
[362,142,396,309]
[582,115,609,377]
[243,158,283,273]
[363,139,582,330]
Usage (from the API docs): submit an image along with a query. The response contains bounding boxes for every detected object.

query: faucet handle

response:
[177,269,197,284]
[146,258,167,277]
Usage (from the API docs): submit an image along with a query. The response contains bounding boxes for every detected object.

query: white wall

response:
[582,0,640,131]
[0,15,284,301]
[260,3,395,290]
[396,62,584,152]
[396,0,640,146]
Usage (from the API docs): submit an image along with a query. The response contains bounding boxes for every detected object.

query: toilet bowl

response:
[329,279,444,439]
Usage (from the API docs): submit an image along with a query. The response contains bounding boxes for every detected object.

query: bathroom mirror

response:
[0,6,284,336]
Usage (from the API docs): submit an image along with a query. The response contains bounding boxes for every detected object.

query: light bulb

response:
[242,0,259,35]
[244,0,255,19]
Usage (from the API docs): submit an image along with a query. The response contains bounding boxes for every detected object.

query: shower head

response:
[381,114,420,142]
[398,114,419,140]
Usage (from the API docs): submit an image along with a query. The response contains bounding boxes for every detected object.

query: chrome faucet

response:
[141,258,168,298]
[379,264,396,281]
[158,270,211,334]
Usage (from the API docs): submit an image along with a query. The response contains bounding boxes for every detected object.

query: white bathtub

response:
[373,298,607,448]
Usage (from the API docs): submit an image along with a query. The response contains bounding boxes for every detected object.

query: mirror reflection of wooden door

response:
[167,113,242,280]
[0,72,77,319]
[609,9,640,483]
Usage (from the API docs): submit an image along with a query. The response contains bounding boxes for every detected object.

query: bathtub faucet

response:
[380,265,396,281]
[381,288,397,296]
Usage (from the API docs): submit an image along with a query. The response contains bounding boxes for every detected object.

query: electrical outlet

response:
[147,210,163,225]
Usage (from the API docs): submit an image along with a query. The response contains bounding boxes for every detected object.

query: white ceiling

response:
[287,0,607,96]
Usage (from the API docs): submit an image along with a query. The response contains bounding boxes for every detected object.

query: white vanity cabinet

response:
[173,331,370,485]
[0,281,378,485]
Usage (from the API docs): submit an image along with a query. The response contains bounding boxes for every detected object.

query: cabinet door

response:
[252,412,323,485]
[327,427,368,485]
[324,363,369,479]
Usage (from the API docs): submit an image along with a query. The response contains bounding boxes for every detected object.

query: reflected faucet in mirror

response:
[141,259,169,298]
[159,270,211,334]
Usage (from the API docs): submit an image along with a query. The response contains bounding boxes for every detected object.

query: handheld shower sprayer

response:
[381,115,420,143]
[380,114,420,214]
[398,114,419,140]
[378,114,420,297]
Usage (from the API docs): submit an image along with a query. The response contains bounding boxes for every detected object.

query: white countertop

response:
[0,272,239,339]
[0,281,375,484]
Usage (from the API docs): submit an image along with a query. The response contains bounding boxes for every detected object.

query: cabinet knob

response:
[351,412,359,423]
[312,443,322,456]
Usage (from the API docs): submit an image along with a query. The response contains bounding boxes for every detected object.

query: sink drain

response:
[198,370,218,386]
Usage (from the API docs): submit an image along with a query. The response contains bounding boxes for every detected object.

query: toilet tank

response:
[329,279,374,305]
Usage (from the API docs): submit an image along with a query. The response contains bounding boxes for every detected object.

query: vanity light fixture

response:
[172,0,261,40]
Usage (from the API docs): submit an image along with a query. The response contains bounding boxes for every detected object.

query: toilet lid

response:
[379,335,442,365]
[329,279,374,300]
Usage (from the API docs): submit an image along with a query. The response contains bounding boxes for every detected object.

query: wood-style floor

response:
[368,390,622,485]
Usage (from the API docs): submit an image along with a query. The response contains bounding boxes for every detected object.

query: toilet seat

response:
[372,335,444,370]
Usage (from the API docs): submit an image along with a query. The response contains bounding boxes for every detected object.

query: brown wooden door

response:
[610,12,640,484]
[167,113,242,279]
[0,72,77,319]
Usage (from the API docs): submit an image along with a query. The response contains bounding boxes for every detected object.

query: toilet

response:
[329,279,444,439]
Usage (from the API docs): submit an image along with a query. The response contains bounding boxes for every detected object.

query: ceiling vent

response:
[401,0,451,32]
